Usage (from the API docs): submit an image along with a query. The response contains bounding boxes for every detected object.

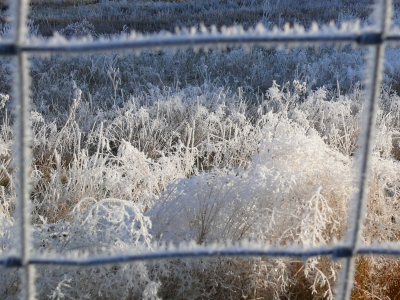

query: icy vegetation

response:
[2,0,400,299]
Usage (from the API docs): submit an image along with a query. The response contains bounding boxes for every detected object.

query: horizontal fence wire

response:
[2,245,400,268]
[0,0,397,299]
[1,28,400,56]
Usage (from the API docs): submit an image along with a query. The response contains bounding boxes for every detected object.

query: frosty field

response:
[1,0,400,299]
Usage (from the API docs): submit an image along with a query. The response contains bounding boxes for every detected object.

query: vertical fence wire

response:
[338,0,391,298]
[0,0,395,299]
[11,0,35,299]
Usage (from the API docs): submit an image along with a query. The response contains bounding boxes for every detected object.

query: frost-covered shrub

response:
[149,168,249,245]
[33,140,169,222]
[149,132,352,246]
[31,198,159,299]
[27,83,266,222]
[155,256,294,299]
[365,158,400,243]
[104,85,265,170]
[148,125,352,298]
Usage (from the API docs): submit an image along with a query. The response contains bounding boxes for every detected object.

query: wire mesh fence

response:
[0,0,399,299]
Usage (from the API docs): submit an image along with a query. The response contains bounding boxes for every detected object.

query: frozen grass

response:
[2,1,400,299]
[0,0,378,36]
[1,77,400,298]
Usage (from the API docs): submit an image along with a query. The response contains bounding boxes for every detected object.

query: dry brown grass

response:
[352,256,400,299]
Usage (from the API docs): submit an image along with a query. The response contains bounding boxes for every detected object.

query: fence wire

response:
[0,0,397,299]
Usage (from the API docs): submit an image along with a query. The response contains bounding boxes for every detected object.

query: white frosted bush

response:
[148,168,249,245]
[33,198,158,299]
[365,158,400,243]
[248,133,352,245]
[148,123,353,298]
[103,85,265,171]
[150,131,352,246]
[33,142,159,221]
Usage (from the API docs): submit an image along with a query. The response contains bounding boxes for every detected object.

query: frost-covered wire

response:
[10,0,35,299]
[1,22,400,56]
[2,244,400,267]
[338,0,392,299]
